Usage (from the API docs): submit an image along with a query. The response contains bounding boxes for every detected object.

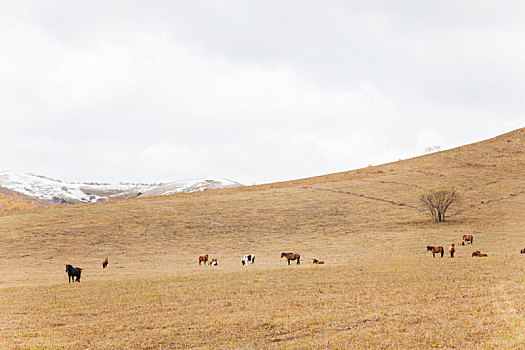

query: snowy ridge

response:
[0,171,243,204]
[138,175,243,197]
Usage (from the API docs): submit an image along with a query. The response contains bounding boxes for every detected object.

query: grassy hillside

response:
[1,128,524,349]
[0,186,52,216]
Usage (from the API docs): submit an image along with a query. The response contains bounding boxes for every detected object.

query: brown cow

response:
[102,257,108,269]
[448,244,455,258]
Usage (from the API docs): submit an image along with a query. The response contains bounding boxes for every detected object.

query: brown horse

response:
[448,244,455,258]
[102,257,108,269]
[463,235,474,245]
[472,251,487,257]
[199,255,208,265]
[426,246,444,258]
[520,248,525,254]
[312,259,324,264]
[281,252,300,265]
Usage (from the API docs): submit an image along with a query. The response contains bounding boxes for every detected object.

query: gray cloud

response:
[0,1,523,184]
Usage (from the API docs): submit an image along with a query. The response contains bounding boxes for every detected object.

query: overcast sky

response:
[1,1,523,185]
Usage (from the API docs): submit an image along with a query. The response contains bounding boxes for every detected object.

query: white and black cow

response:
[242,254,255,265]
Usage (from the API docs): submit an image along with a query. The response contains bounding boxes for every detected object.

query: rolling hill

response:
[0,186,52,215]
[0,128,524,349]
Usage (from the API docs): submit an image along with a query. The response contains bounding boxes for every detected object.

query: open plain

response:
[1,129,525,349]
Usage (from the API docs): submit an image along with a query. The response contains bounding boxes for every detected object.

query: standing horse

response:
[281,252,300,265]
[65,264,82,283]
[199,255,208,266]
[463,235,474,245]
[242,254,255,265]
[448,244,456,258]
[102,257,108,269]
[426,246,444,258]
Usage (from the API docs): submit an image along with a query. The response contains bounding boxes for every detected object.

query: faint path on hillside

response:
[361,180,422,189]
[294,186,421,210]
[414,170,445,177]
[363,176,506,193]
[297,181,525,219]
[449,188,525,217]
[449,175,522,217]
[463,177,506,192]
[403,173,518,217]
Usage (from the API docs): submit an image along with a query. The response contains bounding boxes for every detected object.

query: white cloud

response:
[0,1,523,184]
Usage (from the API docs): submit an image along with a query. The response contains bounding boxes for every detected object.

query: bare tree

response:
[420,188,460,222]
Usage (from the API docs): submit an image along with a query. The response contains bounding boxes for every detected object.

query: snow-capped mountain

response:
[0,171,243,204]
[138,176,243,197]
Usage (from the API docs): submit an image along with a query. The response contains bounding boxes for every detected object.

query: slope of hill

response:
[0,186,52,215]
[0,128,524,349]
[0,171,243,204]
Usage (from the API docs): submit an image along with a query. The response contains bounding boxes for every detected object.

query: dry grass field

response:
[0,187,51,216]
[1,128,525,349]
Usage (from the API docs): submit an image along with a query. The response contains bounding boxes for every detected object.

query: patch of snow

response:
[0,171,243,204]
[139,175,243,197]
[0,171,154,203]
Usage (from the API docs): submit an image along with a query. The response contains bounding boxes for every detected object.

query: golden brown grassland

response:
[1,129,525,349]
[0,187,51,215]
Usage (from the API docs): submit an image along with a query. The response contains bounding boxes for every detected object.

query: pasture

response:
[1,128,525,348]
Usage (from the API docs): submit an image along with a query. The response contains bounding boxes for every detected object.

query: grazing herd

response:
[198,255,218,266]
[64,233,524,283]
[65,252,323,283]
[427,235,493,258]
[199,252,314,266]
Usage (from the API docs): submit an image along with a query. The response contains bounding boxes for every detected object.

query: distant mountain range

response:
[0,171,243,204]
